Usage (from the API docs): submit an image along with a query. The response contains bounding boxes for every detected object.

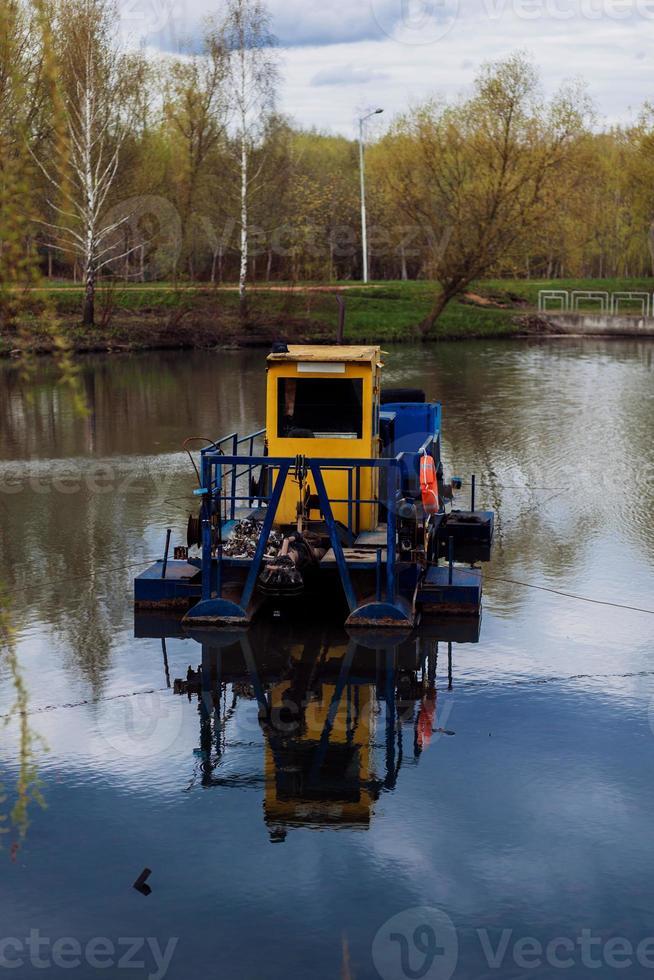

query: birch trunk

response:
[83,261,95,327]
[81,85,97,327]
[239,126,248,318]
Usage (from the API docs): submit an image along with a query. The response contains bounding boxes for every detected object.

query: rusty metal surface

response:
[135,598,191,610]
[420,602,480,616]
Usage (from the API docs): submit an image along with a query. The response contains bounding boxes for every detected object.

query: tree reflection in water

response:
[0,595,46,850]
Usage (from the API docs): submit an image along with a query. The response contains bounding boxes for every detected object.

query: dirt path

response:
[13,283,384,293]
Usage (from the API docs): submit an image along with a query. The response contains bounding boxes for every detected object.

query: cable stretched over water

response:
[0,558,160,600]
[0,686,171,721]
[487,575,654,616]
[462,483,571,492]
[2,560,653,619]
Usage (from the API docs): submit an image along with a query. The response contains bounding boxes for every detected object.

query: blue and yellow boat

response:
[134,344,494,629]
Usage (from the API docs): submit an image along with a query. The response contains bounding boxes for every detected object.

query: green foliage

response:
[0,0,90,853]
[0,596,47,845]
[4,3,654,308]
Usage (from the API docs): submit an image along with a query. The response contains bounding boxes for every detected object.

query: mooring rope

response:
[0,686,171,721]
[0,558,162,600]
[486,575,654,616]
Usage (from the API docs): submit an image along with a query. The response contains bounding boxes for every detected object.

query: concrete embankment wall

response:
[544,313,654,337]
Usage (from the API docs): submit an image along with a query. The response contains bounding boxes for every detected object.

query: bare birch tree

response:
[221,0,278,318]
[33,0,142,326]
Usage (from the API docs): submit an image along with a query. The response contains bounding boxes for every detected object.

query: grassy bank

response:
[2,277,652,356]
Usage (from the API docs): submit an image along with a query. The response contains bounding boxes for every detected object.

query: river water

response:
[0,340,653,979]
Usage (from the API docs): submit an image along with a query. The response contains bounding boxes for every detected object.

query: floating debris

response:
[222,520,283,560]
[133,868,152,896]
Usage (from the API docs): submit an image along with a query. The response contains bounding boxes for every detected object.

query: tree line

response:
[3,0,654,328]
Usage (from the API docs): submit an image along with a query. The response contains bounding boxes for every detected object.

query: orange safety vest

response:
[420,454,440,515]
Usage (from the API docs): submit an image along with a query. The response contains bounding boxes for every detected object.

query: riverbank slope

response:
[2,277,653,355]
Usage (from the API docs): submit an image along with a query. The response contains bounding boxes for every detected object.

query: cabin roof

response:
[267,345,381,365]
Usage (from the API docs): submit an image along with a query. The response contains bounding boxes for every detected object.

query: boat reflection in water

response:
[136,614,480,841]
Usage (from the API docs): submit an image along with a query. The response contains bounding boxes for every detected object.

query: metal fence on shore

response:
[538,290,652,316]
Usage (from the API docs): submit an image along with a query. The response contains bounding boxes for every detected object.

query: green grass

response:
[8,276,653,353]
[482,277,654,305]
[24,279,520,341]
[297,283,518,340]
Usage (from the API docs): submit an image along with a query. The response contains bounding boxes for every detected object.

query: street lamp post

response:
[358,108,383,285]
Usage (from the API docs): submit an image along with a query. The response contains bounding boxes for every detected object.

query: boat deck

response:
[321,548,386,568]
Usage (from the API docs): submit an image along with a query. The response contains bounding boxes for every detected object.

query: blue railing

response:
[213,428,267,520]
[194,445,438,617]
[201,429,435,539]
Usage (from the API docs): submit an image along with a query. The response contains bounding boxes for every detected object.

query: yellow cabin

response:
[266,345,383,531]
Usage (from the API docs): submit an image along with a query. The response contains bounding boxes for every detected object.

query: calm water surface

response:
[1,340,653,979]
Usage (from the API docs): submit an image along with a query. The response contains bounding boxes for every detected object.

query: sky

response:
[125,0,654,135]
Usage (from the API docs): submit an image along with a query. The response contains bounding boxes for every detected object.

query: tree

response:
[0,0,50,152]
[33,0,143,326]
[1,0,86,851]
[380,54,592,333]
[221,0,278,316]
[0,0,54,318]
[163,28,228,278]
[624,109,654,276]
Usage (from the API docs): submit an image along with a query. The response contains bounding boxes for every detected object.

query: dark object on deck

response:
[429,510,494,564]
[381,388,426,405]
[222,520,283,560]
[187,513,202,549]
[417,566,483,614]
[271,341,289,354]
[258,555,305,597]
[258,534,321,597]
[133,868,152,896]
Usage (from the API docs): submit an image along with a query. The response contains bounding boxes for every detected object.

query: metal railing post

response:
[231,434,238,520]
[386,464,397,604]
[161,528,171,579]
[347,468,354,546]
[200,453,213,602]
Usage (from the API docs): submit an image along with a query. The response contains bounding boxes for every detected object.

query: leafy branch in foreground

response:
[0,0,89,853]
[0,595,47,846]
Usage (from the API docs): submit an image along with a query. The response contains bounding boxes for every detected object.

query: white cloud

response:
[124,0,653,134]
[311,64,391,86]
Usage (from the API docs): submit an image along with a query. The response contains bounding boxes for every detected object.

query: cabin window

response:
[277,378,363,439]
